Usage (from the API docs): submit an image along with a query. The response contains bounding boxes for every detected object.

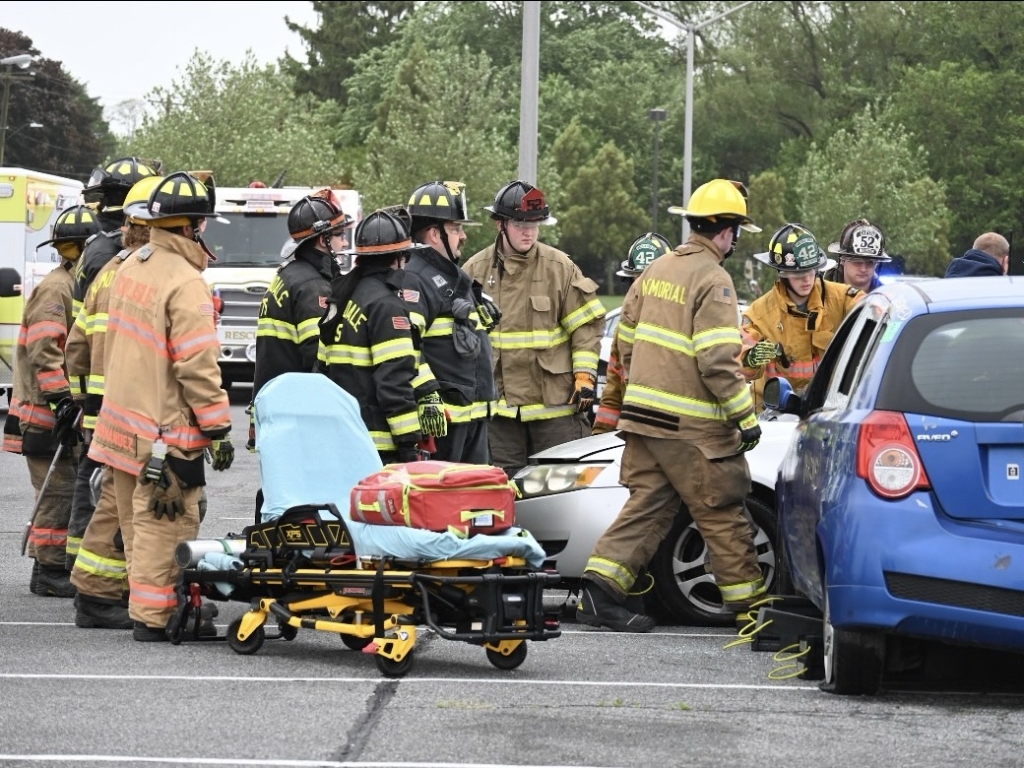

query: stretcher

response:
[167,373,562,678]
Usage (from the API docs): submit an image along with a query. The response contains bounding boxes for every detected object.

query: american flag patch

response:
[712,285,733,303]
[44,302,64,316]
[198,302,214,316]
[400,289,420,303]
[392,316,412,330]
[318,295,328,309]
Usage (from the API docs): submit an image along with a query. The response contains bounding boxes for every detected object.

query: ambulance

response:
[200,182,361,390]
[0,167,84,405]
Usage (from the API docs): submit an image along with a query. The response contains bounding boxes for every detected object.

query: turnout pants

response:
[584,433,765,609]
[70,466,128,602]
[432,417,490,464]
[67,451,102,571]
[488,412,591,476]
[25,441,78,568]
[111,467,202,630]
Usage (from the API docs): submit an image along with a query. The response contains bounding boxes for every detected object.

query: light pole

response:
[0,54,38,167]
[636,2,755,241]
[647,108,667,233]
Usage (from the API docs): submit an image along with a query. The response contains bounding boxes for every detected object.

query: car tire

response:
[650,495,778,626]
[820,579,885,695]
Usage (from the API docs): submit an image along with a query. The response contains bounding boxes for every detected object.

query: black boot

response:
[187,602,219,638]
[577,578,655,633]
[75,594,133,629]
[133,621,170,642]
[30,561,77,598]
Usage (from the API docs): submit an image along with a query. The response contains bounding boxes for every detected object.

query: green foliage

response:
[123,52,343,187]
[796,105,950,276]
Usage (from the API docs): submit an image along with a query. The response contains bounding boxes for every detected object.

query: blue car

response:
[768,276,1024,695]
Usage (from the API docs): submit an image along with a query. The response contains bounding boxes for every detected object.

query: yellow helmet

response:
[122,176,164,225]
[668,178,761,233]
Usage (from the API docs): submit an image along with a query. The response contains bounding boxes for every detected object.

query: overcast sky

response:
[4,1,321,111]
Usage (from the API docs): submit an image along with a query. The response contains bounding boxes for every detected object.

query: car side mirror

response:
[0,267,22,298]
[762,376,801,415]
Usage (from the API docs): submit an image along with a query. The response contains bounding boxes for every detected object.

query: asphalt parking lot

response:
[2,393,1024,768]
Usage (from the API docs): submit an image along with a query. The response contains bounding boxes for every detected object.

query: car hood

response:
[526,418,797,489]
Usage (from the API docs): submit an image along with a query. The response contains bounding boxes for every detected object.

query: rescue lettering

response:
[340,300,368,336]
[641,278,686,305]
[87,267,117,301]
[265,275,290,310]
[111,275,157,310]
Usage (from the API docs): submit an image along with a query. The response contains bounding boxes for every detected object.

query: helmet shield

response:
[827,219,891,262]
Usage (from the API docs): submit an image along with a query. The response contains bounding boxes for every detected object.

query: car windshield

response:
[203,212,288,268]
[879,311,1024,422]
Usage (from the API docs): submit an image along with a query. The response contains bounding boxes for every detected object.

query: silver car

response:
[513,417,795,626]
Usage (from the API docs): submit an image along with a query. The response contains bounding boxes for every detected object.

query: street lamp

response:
[636,2,755,241]
[648,108,667,233]
[0,54,38,167]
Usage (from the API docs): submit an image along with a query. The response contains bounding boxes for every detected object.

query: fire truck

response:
[201,182,361,390]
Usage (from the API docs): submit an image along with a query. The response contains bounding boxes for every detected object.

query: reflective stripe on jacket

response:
[617,235,754,459]
[87,228,230,474]
[462,240,604,419]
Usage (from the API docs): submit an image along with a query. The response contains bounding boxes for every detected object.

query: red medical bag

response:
[350,461,517,536]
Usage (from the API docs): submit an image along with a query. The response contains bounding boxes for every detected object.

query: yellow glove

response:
[567,373,597,413]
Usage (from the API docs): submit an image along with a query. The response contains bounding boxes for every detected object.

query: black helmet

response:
[38,204,101,248]
[83,157,160,209]
[407,181,480,233]
[127,172,215,228]
[484,180,556,225]
[753,223,832,272]
[617,232,672,278]
[288,189,354,246]
[827,218,892,262]
[349,208,415,258]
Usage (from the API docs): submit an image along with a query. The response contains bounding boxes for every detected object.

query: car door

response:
[779,296,891,603]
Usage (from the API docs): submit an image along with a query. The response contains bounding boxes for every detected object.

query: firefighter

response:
[823,218,891,293]
[461,180,605,475]
[591,232,673,434]
[578,178,765,632]
[319,208,446,464]
[251,190,353,450]
[75,157,160,319]
[403,181,497,463]
[2,204,100,597]
[741,223,863,411]
[65,175,160,628]
[87,172,233,642]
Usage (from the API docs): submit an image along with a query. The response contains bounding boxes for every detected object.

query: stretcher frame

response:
[167,502,562,678]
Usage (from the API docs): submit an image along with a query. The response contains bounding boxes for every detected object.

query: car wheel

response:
[650,496,778,626]
[820,580,885,695]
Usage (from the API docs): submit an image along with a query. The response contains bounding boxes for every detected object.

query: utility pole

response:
[0,54,38,167]
[518,1,540,184]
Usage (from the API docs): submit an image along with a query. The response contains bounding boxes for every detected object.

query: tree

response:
[796,105,950,276]
[106,99,148,142]
[350,39,516,256]
[0,28,113,178]
[123,52,344,187]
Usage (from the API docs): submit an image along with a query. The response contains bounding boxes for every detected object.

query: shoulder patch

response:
[400,289,420,303]
[712,285,733,303]
[392,316,412,330]
[431,274,447,288]
[846,286,860,297]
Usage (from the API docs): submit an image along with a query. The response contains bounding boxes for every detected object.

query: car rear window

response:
[877,310,1024,422]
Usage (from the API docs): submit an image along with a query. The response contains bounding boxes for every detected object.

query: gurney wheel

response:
[227,617,265,655]
[486,642,527,671]
[341,634,372,651]
[279,623,298,641]
[375,651,414,678]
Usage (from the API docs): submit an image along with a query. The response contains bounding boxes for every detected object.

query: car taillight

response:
[856,410,931,499]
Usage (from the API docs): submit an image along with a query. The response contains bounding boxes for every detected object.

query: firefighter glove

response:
[245,404,256,453]
[451,297,474,321]
[567,373,597,413]
[737,414,762,453]
[742,340,778,368]
[417,392,448,438]
[148,466,185,522]
[50,397,82,448]
[208,438,234,471]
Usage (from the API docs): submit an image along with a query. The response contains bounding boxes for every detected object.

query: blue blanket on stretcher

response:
[251,372,546,569]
